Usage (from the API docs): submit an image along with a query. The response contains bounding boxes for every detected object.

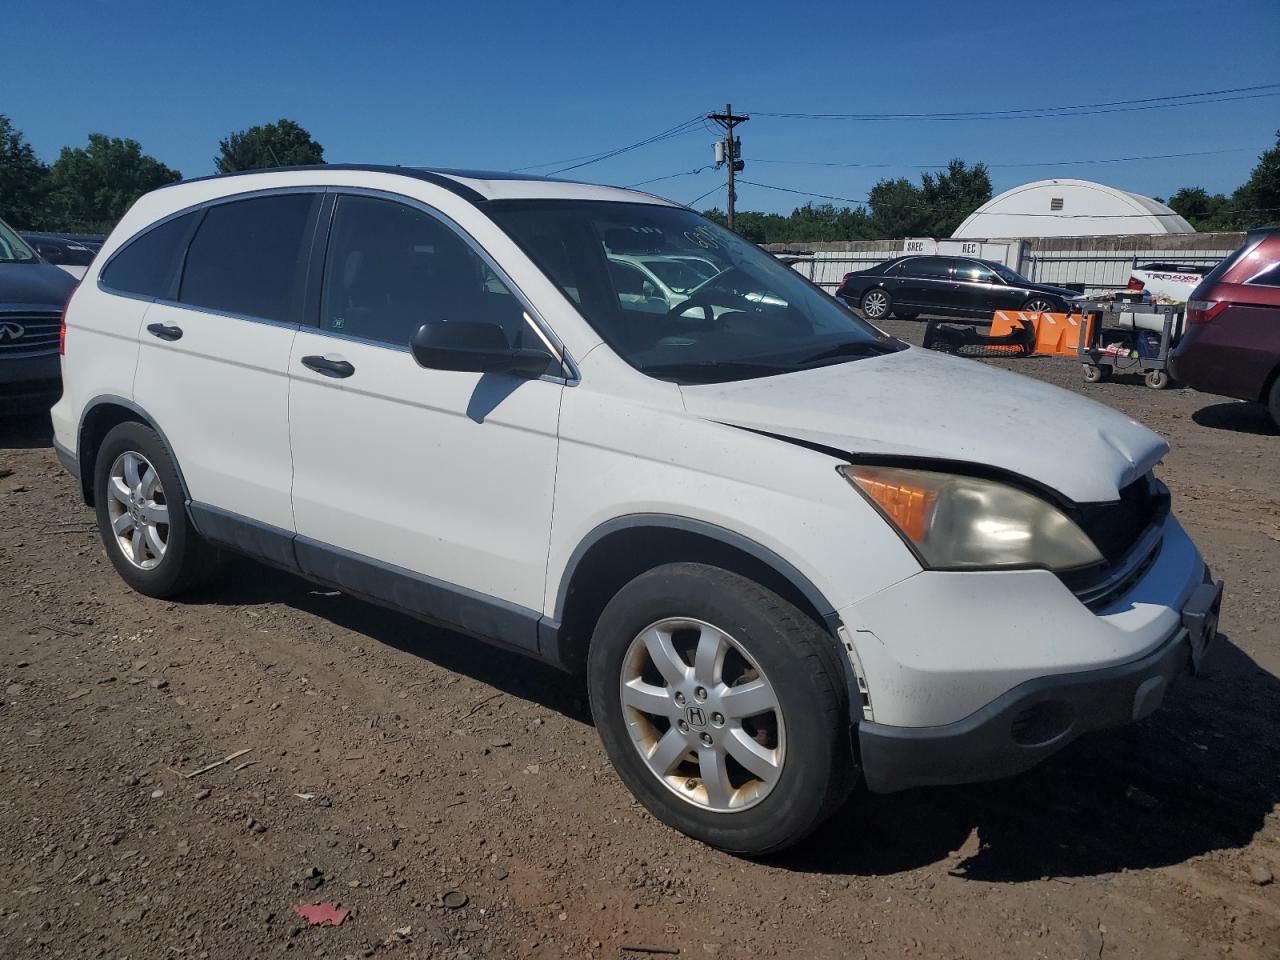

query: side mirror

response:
[410,320,552,378]
[38,244,66,264]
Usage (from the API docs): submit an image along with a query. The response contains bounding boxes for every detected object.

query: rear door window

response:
[901,257,953,279]
[179,193,318,324]
[101,211,201,299]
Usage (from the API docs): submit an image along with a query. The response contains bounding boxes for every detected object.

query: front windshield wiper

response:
[797,339,902,366]
[641,360,796,384]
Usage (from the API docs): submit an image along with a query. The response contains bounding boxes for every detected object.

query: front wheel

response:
[94,421,220,598]
[1022,297,1056,314]
[860,288,892,321]
[1145,370,1170,390]
[587,563,854,855]
[1266,375,1280,429]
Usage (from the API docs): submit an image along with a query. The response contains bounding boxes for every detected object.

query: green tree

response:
[1168,186,1233,231]
[786,202,871,242]
[44,134,181,234]
[1231,130,1280,229]
[866,178,930,238]
[0,114,51,229]
[215,118,324,173]
[919,159,992,236]
[701,204,867,244]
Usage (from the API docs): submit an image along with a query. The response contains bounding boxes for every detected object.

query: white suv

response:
[52,166,1223,854]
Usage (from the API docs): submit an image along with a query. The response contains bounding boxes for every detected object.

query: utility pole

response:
[708,102,748,231]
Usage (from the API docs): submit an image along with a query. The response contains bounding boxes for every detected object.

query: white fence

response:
[770,232,1244,297]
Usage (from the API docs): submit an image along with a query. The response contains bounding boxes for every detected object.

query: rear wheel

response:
[94,422,220,598]
[1145,370,1170,390]
[860,288,891,321]
[1267,375,1280,429]
[1083,363,1108,383]
[587,562,854,855]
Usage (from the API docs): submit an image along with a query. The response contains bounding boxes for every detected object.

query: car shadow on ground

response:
[778,634,1280,882]
[187,562,1280,882]
[1192,400,1279,436]
[0,412,54,450]
[183,558,591,723]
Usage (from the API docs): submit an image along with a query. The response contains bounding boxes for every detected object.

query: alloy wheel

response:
[1025,298,1053,314]
[862,290,889,319]
[105,451,169,570]
[619,618,786,813]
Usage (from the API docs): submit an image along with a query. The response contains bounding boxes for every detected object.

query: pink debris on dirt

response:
[293,903,350,926]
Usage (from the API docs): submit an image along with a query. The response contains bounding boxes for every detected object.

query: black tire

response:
[93,421,220,598]
[860,288,892,321]
[587,562,854,856]
[1266,375,1280,429]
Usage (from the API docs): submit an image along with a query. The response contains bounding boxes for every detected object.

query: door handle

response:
[146,322,183,341]
[301,355,355,378]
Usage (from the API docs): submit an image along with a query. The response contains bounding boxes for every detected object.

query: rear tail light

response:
[842,273,854,283]
[59,283,80,356]
[1187,299,1229,325]
[1127,277,1145,291]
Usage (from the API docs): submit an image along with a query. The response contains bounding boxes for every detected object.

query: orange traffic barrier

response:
[988,311,1084,357]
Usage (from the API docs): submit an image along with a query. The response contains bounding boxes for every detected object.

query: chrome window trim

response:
[145,298,302,331]
[96,185,324,308]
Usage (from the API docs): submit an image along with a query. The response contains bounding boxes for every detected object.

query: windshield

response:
[642,257,712,294]
[990,262,1030,284]
[0,218,37,264]
[487,200,901,383]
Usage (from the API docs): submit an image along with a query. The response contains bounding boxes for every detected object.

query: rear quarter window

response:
[100,212,201,299]
[1245,261,1280,287]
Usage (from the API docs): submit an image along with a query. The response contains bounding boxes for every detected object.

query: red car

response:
[1170,227,1280,427]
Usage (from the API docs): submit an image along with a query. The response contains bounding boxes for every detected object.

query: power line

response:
[748,82,1280,121]
[625,165,714,188]
[735,177,1280,219]
[510,115,706,175]
[685,182,726,208]
[735,179,871,206]
[746,146,1252,170]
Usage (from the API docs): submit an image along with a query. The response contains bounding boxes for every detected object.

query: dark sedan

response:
[1,217,77,413]
[836,255,1078,321]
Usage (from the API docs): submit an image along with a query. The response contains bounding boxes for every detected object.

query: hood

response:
[0,261,77,309]
[679,347,1167,504]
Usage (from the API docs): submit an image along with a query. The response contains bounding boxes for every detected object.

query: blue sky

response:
[7,0,1279,213]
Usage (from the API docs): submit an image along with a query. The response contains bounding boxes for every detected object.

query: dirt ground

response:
[2,325,1278,960]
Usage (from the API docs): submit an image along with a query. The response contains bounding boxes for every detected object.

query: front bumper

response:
[858,573,1223,793]
[0,353,61,411]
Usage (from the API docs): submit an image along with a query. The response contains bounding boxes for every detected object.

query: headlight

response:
[839,465,1103,571]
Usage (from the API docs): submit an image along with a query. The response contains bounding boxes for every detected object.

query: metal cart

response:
[1076,300,1183,390]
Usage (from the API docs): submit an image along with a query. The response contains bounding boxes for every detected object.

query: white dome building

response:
[952,178,1194,238]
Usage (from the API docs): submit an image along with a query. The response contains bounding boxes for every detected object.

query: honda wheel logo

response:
[0,322,25,342]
